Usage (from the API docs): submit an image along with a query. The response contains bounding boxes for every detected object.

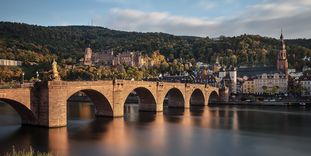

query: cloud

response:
[242,0,310,21]
[95,8,218,35]
[94,0,311,38]
[96,0,130,3]
[197,0,217,10]
[196,0,235,10]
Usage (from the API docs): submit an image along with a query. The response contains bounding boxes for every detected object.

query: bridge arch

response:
[123,87,157,112]
[190,89,205,106]
[67,89,113,117]
[207,90,219,105]
[0,98,37,125]
[163,88,185,108]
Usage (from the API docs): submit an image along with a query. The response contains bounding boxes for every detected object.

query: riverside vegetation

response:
[5,146,53,156]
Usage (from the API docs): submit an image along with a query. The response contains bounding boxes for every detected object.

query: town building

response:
[0,59,22,66]
[242,78,254,94]
[195,73,217,86]
[238,66,277,78]
[158,75,192,83]
[196,62,209,68]
[218,66,237,94]
[300,75,311,96]
[253,73,288,94]
[288,69,303,80]
[302,56,311,61]
[302,66,311,72]
[206,74,217,87]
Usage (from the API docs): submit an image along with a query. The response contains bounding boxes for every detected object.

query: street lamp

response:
[21,72,25,84]
[36,71,39,81]
[112,71,115,80]
[159,73,162,81]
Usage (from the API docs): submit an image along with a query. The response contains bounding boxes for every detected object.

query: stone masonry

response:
[0,80,219,127]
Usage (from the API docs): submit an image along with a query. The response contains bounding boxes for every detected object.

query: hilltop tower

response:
[277,30,288,76]
[83,46,93,66]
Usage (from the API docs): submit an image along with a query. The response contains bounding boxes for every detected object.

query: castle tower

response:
[277,30,288,76]
[83,46,93,66]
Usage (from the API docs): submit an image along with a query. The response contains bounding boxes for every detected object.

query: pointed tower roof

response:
[280,29,286,51]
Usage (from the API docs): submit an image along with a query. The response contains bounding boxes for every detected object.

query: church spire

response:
[280,28,286,51]
[277,29,288,76]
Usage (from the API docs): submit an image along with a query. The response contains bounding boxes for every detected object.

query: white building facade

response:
[0,59,22,66]
[253,73,288,94]
[300,76,311,96]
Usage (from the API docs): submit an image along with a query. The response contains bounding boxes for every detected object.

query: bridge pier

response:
[155,102,163,112]
[184,94,191,109]
[45,81,67,127]
[112,89,125,117]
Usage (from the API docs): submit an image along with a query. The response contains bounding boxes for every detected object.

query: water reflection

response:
[1,102,311,155]
[68,102,94,120]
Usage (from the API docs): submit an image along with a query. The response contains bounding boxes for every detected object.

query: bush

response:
[5,146,53,156]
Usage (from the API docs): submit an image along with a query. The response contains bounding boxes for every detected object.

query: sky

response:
[1,0,311,39]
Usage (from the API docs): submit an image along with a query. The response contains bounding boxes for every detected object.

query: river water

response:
[1,102,311,156]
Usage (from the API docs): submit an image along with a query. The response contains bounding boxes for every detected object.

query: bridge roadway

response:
[0,80,219,127]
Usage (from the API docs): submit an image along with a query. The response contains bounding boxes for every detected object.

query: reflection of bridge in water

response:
[0,80,219,127]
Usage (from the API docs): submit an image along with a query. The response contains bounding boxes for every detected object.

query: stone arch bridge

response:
[0,80,219,127]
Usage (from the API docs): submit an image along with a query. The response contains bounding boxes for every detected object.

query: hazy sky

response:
[1,0,311,38]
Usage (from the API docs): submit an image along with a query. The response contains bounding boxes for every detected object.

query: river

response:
[1,102,311,156]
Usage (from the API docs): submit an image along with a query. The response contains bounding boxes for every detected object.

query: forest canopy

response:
[0,21,311,70]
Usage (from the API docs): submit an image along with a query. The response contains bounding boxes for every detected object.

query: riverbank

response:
[214,101,311,106]
[4,147,52,156]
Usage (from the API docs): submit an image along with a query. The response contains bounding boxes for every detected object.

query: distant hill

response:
[0,21,310,70]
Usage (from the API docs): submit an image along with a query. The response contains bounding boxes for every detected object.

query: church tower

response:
[277,30,288,75]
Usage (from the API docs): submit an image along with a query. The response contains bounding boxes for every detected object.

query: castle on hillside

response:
[81,47,145,67]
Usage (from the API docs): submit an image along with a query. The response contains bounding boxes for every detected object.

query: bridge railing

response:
[143,78,210,84]
[0,79,216,89]
[49,79,215,89]
[0,82,34,89]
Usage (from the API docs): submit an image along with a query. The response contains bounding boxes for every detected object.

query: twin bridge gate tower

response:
[0,80,219,128]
